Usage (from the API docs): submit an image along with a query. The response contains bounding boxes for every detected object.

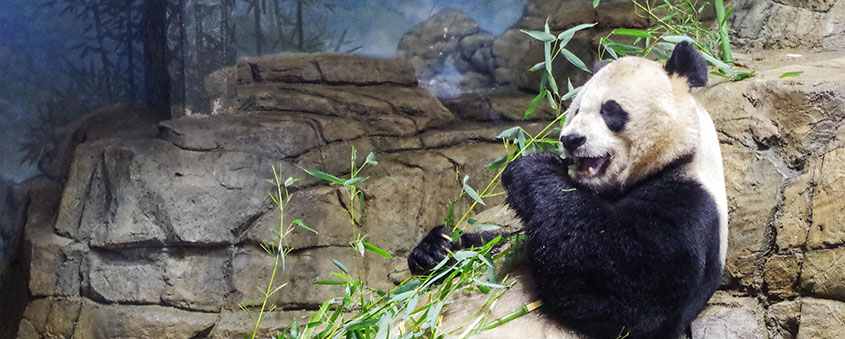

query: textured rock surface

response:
[12,53,555,338]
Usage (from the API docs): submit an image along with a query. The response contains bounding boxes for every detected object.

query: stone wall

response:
[11,54,555,338]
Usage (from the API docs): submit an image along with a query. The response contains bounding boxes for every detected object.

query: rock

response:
[764,254,801,299]
[807,148,845,249]
[797,298,845,339]
[41,106,161,181]
[205,66,237,116]
[17,297,82,339]
[775,168,813,251]
[244,186,352,249]
[238,53,417,86]
[210,309,312,339]
[54,139,281,247]
[719,142,784,288]
[691,291,766,339]
[75,302,217,339]
[800,248,845,301]
[396,8,481,81]
[237,84,453,137]
[231,245,362,308]
[440,92,556,122]
[27,235,80,298]
[87,251,165,304]
[773,0,837,11]
[159,114,324,159]
[729,0,845,51]
[767,300,801,338]
[492,29,536,86]
[162,249,231,311]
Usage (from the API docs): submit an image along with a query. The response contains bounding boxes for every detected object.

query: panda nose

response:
[560,133,586,151]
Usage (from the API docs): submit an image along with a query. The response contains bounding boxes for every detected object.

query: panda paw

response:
[408,226,455,275]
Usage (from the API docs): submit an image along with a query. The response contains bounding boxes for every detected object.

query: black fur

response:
[408,226,500,275]
[499,153,722,339]
[665,41,708,88]
[593,60,610,73]
[600,100,628,132]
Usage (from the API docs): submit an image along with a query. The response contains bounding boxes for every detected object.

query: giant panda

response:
[408,41,728,339]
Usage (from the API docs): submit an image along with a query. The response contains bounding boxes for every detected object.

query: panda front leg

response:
[407,226,502,275]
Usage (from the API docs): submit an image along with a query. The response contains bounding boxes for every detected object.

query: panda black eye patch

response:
[600,100,628,132]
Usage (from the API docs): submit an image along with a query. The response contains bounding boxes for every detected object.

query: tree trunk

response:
[142,0,171,120]
[253,0,264,55]
[296,0,303,51]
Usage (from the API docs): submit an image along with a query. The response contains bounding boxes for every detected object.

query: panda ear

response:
[592,60,610,73]
[665,41,707,88]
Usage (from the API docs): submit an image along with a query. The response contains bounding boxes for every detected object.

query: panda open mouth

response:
[574,154,611,179]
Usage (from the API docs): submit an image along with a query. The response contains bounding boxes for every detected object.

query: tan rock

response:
[800,248,845,301]
[808,148,845,249]
[764,254,802,298]
[767,300,801,339]
[776,168,813,251]
[720,142,784,287]
[797,298,845,339]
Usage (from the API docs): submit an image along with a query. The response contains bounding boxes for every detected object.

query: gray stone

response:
[87,252,164,304]
[245,186,352,249]
[72,301,218,339]
[238,53,417,86]
[691,291,766,339]
[396,8,481,80]
[162,249,231,311]
[159,114,324,159]
[231,245,362,308]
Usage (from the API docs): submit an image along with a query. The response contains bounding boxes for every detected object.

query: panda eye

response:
[600,100,629,132]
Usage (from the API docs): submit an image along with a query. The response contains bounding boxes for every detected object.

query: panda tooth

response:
[587,167,595,175]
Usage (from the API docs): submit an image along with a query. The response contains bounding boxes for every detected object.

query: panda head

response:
[559,41,708,194]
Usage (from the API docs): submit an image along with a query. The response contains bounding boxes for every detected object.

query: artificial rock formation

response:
[11,54,554,338]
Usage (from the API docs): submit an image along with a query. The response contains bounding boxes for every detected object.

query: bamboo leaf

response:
[560,48,590,73]
[524,90,547,119]
[344,177,367,187]
[557,23,597,47]
[362,241,393,258]
[529,61,545,72]
[612,28,654,39]
[779,71,803,78]
[333,259,349,274]
[365,152,378,165]
[305,169,345,184]
[292,219,317,233]
[520,30,555,42]
[463,183,486,206]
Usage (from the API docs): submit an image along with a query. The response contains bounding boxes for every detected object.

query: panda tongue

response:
[577,157,606,175]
